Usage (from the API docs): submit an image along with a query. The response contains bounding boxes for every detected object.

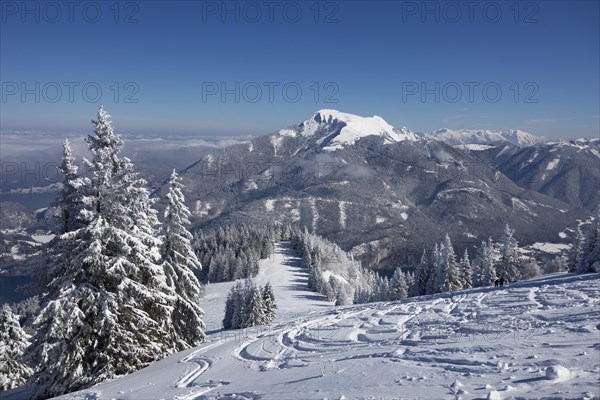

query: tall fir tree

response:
[497,224,520,283]
[412,249,430,296]
[229,281,247,329]
[245,280,267,326]
[42,139,90,286]
[262,282,277,323]
[27,108,179,399]
[427,243,441,295]
[436,234,462,293]
[569,226,585,272]
[459,249,472,289]
[162,170,205,348]
[481,238,497,286]
[0,305,32,391]
[391,268,409,300]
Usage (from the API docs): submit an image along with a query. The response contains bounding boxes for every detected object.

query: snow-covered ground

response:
[3,250,599,400]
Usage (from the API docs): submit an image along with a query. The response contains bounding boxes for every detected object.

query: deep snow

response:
[2,245,599,400]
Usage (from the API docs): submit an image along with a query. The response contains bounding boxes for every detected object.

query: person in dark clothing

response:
[499,277,505,287]
[494,279,499,288]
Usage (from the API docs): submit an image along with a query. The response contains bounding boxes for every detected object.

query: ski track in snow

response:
[9,251,598,400]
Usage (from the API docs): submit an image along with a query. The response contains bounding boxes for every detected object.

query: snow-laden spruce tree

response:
[225,281,246,329]
[427,243,442,294]
[222,282,239,330]
[568,226,585,272]
[435,234,462,293]
[27,108,179,399]
[481,238,497,286]
[577,208,600,273]
[223,280,276,329]
[0,305,32,391]
[42,139,90,287]
[262,282,277,323]
[412,249,430,297]
[53,139,90,233]
[162,170,205,348]
[245,280,267,326]
[459,249,472,289]
[497,224,520,283]
[391,268,409,300]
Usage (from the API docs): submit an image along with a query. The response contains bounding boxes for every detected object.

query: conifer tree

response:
[391,268,409,300]
[53,139,89,233]
[481,238,497,286]
[569,226,585,272]
[437,234,462,293]
[27,108,178,399]
[577,208,600,273]
[245,281,266,326]
[459,249,472,289]
[412,249,430,297]
[497,225,520,283]
[0,305,32,391]
[262,282,277,323]
[427,243,441,294]
[162,170,205,349]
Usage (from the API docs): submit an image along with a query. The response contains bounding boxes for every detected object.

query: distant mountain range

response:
[2,110,596,272]
[167,110,596,269]
[423,128,546,147]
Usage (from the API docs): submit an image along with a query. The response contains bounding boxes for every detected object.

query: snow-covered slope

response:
[201,243,331,333]
[6,272,594,400]
[281,109,419,151]
[429,128,545,147]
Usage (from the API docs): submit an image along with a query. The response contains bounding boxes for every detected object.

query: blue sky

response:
[1,0,598,138]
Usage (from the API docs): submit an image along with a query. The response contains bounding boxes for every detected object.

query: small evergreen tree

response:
[459,249,472,289]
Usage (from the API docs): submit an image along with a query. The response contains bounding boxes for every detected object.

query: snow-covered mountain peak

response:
[288,109,418,150]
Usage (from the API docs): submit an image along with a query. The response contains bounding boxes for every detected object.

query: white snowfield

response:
[6,245,598,400]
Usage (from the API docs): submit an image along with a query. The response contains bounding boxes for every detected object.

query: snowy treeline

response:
[194,224,282,282]
[414,225,526,296]
[4,108,207,399]
[290,228,361,305]
[291,224,579,304]
[223,280,277,329]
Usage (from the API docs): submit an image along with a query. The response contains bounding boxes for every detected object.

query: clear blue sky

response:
[1,0,598,138]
